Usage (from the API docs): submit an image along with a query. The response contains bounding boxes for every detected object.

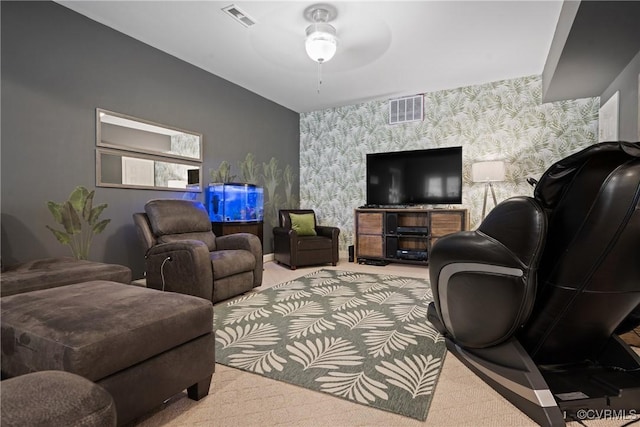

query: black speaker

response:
[386,237,398,258]
[348,245,354,262]
[386,213,398,234]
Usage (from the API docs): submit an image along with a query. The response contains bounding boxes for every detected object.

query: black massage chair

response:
[428,141,640,426]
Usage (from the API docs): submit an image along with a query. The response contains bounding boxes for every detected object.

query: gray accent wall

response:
[1,1,300,279]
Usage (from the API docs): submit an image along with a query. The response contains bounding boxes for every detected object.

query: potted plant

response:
[46,186,110,260]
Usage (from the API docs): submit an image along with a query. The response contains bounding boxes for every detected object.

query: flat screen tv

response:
[366,146,463,206]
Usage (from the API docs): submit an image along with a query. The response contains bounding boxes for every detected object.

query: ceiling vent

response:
[222,4,257,28]
[389,95,423,125]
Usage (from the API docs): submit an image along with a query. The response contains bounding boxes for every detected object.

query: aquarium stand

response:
[211,221,263,245]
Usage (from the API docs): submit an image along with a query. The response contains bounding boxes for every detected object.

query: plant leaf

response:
[92,219,110,234]
[46,226,71,245]
[82,190,95,221]
[68,186,87,213]
[89,203,108,224]
[62,201,82,234]
[46,201,64,224]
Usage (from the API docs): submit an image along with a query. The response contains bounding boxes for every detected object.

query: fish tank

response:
[206,183,264,223]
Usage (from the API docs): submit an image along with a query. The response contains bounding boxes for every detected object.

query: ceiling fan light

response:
[305,23,337,63]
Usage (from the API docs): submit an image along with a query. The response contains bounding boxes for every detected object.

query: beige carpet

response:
[133,260,639,427]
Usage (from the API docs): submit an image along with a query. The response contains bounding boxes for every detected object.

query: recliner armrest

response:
[216,233,260,252]
[273,227,296,237]
[316,225,339,240]
[145,240,213,300]
[215,233,263,288]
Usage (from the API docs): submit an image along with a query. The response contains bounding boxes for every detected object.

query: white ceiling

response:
[58,1,564,113]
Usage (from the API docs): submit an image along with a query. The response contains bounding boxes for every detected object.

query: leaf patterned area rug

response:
[214,269,446,421]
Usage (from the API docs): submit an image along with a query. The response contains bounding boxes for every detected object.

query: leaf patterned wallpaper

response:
[299,75,599,252]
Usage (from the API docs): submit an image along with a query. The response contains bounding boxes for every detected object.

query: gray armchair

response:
[133,199,262,303]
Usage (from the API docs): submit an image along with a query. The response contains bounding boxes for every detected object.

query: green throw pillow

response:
[289,213,317,236]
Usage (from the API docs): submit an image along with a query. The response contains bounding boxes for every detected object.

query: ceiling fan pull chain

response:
[317,61,323,94]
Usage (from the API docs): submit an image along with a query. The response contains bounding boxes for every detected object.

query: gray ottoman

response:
[1,371,116,427]
[1,281,215,426]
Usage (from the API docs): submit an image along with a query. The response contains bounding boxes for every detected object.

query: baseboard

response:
[263,253,274,263]
[132,278,147,287]
[262,252,347,264]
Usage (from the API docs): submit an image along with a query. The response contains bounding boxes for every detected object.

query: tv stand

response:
[355,207,468,266]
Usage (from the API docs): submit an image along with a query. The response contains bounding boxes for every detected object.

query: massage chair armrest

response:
[429,197,546,349]
[215,233,263,287]
[145,240,213,301]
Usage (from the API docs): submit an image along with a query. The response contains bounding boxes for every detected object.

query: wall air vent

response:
[389,95,424,125]
[222,4,257,28]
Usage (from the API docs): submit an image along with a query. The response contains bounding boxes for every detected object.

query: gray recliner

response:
[133,199,262,303]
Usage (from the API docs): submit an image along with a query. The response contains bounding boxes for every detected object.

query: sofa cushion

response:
[0,257,131,297]
[289,212,317,236]
[1,281,213,381]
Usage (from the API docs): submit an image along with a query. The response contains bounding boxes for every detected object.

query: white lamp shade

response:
[305,23,337,63]
[472,161,506,182]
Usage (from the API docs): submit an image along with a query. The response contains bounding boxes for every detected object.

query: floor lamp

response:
[472,160,506,219]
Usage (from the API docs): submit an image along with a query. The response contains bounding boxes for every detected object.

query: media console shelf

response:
[355,208,468,266]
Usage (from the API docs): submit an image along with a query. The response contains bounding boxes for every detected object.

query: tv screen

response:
[366,147,462,206]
